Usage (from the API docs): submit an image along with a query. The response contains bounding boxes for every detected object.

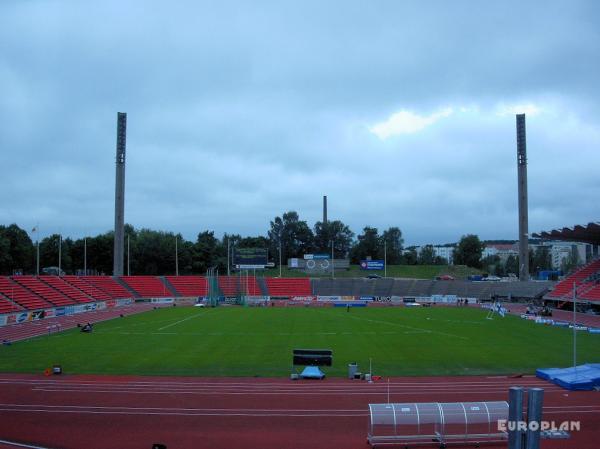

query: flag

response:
[31,226,38,233]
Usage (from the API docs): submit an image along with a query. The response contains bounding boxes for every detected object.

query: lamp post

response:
[384,239,387,278]
[127,234,130,276]
[279,231,282,278]
[84,237,87,275]
[573,282,577,370]
[58,234,62,275]
[227,237,230,276]
[331,240,335,279]
[175,235,179,276]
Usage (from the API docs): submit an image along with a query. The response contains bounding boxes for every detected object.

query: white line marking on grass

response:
[157,312,208,331]
[326,311,468,340]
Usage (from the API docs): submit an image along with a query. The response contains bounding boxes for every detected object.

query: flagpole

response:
[573,282,577,370]
[84,237,87,275]
[58,234,62,275]
[175,235,179,276]
[384,239,387,278]
[35,225,40,276]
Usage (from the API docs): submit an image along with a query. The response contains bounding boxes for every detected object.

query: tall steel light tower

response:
[516,114,529,281]
[113,112,127,276]
[323,195,328,224]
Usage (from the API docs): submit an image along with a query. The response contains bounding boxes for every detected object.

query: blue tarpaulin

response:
[300,366,326,379]
[536,364,600,391]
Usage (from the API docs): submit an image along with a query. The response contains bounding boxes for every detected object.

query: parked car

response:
[365,274,382,279]
[436,274,455,281]
[483,275,501,281]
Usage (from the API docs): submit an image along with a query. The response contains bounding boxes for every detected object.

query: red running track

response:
[0,374,598,449]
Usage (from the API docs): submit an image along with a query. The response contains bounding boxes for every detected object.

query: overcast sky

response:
[1,0,599,246]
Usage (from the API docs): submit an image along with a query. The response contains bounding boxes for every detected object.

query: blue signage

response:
[360,260,384,270]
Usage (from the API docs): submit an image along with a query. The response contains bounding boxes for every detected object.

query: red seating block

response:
[165,276,208,297]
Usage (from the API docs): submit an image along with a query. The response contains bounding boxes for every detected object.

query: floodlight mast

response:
[113,112,127,276]
[516,114,529,281]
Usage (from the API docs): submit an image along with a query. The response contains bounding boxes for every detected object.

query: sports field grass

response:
[1,306,598,377]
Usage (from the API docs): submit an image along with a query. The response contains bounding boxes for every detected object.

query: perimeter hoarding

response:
[360,260,384,270]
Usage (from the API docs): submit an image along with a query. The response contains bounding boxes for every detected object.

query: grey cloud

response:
[1,0,599,246]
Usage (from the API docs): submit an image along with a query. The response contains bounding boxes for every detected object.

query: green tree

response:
[532,246,552,274]
[418,245,436,265]
[39,234,71,272]
[403,246,418,265]
[0,224,34,274]
[453,234,484,268]
[382,227,404,264]
[132,229,179,275]
[351,226,381,263]
[313,220,354,258]
[505,254,518,275]
[193,231,222,273]
[482,254,502,275]
[267,211,314,262]
[0,231,12,274]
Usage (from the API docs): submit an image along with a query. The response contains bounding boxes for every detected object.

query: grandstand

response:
[63,275,112,302]
[82,276,133,299]
[535,222,600,303]
[165,275,208,297]
[0,274,562,312]
[0,294,21,314]
[120,276,175,298]
[11,276,74,307]
[0,277,51,310]
[265,277,311,297]
[218,275,261,296]
[311,278,553,300]
[39,275,93,303]
[547,259,600,301]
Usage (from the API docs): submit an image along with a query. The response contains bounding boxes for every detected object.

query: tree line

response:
[0,215,405,275]
[1,221,568,277]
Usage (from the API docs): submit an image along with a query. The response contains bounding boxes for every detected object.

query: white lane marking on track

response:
[0,439,55,449]
[0,408,367,417]
[158,311,208,331]
[0,403,366,412]
[0,378,555,388]
[2,403,597,412]
[30,387,567,395]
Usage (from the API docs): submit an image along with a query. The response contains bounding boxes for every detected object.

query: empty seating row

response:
[120,276,173,298]
[580,284,600,302]
[81,276,133,299]
[63,276,112,301]
[0,294,22,314]
[39,276,93,303]
[11,276,75,306]
[265,278,311,297]
[549,259,600,298]
[0,277,51,310]
[218,276,261,296]
[165,276,208,297]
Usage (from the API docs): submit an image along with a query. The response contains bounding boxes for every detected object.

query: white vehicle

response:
[483,275,501,281]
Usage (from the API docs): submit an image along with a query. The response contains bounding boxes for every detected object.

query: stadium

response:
[2,3,600,449]
[1,148,600,449]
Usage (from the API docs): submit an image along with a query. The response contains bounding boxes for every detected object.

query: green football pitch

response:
[1,306,598,377]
